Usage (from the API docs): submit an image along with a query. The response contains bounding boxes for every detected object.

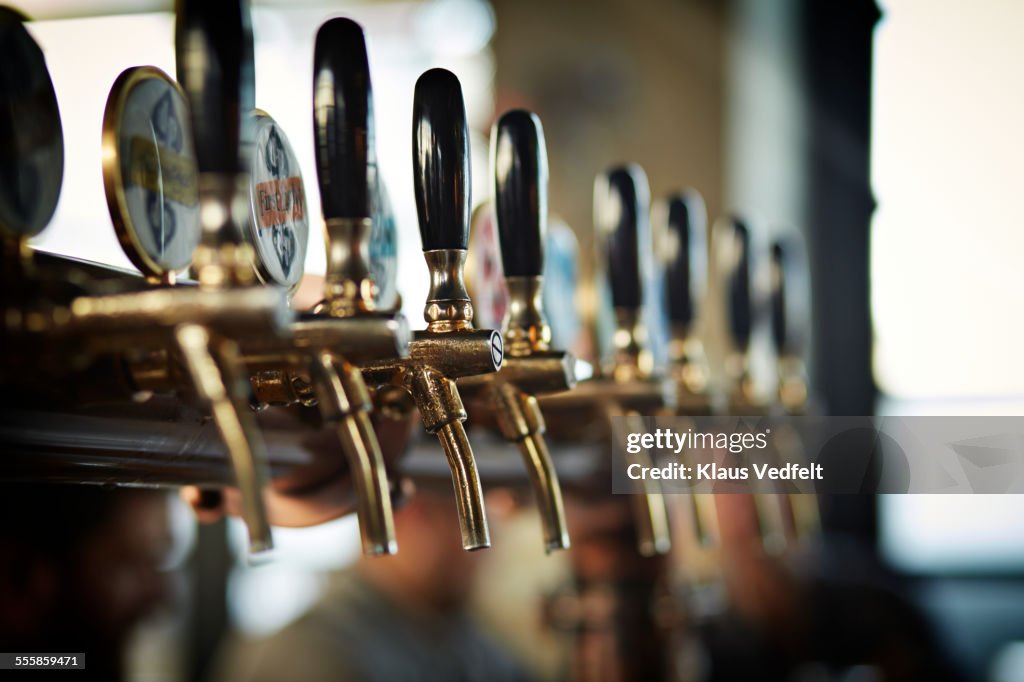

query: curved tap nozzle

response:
[310,351,396,556]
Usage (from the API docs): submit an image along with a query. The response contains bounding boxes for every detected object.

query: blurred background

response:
[8,0,1024,679]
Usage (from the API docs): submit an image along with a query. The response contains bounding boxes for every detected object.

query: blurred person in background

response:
[0,483,174,681]
[213,485,536,682]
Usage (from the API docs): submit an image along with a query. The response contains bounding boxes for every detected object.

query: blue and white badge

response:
[370,175,399,310]
[246,111,309,293]
[102,67,198,278]
[542,216,582,351]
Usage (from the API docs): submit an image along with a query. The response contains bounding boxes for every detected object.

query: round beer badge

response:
[466,200,507,330]
[0,8,64,239]
[370,175,399,310]
[102,66,199,278]
[246,111,309,292]
[542,217,582,350]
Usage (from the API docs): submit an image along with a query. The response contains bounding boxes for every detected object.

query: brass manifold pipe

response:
[61,281,291,553]
[238,314,410,557]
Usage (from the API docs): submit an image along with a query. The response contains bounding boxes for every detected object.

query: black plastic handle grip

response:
[663,191,707,328]
[595,164,648,310]
[492,109,547,278]
[770,234,809,355]
[174,0,254,175]
[412,68,470,251]
[720,215,752,350]
[313,18,374,219]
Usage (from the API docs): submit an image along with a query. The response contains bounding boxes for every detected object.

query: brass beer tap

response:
[458,110,575,553]
[231,19,409,556]
[768,234,820,540]
[64,0,286,553]
[653,191,723,573]
[711,216,790,554]
[540,164,674,558]
[360,69,502,551]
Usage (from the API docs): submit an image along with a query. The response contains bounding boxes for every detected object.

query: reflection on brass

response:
[322,216,375,316]
[67,286,291,341]
[503,276,551,355]
[310,351,396,556]
[193,173,258,289]
[175,323,273,552]
[435,419,490,550]
[778,354,809,414]
[423,249,473,332]
[668,330,709,397]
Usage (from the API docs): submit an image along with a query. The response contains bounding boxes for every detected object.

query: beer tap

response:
[658,191,711,406]
[769,234,820,540]
[360,68,502,551]
[711,216,790,554]
[598,166,675,557]
[540,164,673,558]
[770,235,810,415]
[0,1,286,553]
[76,0,284,552]
[228,18,407,556]
[654,190,723,574]
[457,110,574,553]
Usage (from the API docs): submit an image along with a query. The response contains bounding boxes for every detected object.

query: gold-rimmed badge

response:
[102,66,199,283]
[0,7,64,241]
[245,110,309,294]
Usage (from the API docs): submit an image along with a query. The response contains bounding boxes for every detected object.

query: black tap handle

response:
[412,68,470,251]
[174,0,254,175]
[313,18,374,219]
[663,191,707,329]
[492,109,547,278]
[718,215,752,350]
[770,234,809,356]
[596,165,648,310]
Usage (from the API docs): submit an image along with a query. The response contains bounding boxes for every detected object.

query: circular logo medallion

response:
[542,216,582,350]
[247,111,309,292]
[467,201,508,330]
[102,66,198,277]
